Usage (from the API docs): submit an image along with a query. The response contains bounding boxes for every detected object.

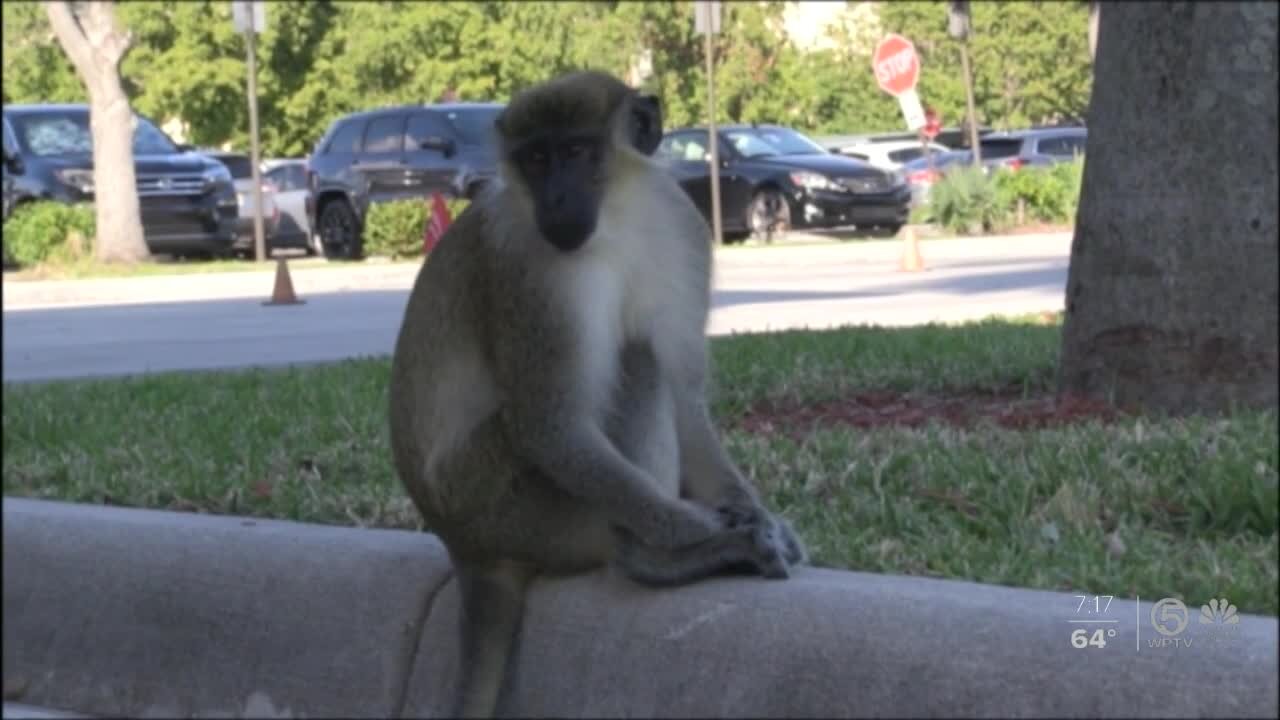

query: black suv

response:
[2,104,239,257]
[306,102,504,259]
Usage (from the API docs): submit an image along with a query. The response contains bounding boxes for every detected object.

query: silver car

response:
[202,150,282,257]
[262,158,316,254]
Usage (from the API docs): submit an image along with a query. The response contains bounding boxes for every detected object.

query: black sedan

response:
[655,124,912,242]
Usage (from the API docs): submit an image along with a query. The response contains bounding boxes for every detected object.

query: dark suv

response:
[2,104,239,257]
[977,126,1087,172]
[306,102,504,259]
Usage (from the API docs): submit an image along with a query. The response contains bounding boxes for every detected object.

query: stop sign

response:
[923,108,941,139]
[873,34,920,96]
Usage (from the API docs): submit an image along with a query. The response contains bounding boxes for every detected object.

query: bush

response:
[362,196,471,259]
[2,201,95,267]
[992,157,1084,225]
[924,165,1010,235]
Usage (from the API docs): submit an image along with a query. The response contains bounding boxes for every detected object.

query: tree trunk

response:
[1059,2,1278,415]
[1087,2,1099,62]
[45,1,148,264]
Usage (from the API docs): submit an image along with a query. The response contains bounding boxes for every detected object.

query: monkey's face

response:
[511,134,607,253]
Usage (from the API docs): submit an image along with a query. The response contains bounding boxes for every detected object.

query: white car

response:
[831,139,952,172]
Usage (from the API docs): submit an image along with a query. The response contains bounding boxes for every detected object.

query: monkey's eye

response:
[564,141,589,159]
[527,149,549,167]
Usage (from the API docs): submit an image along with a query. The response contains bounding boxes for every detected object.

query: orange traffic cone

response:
[898,225,926,272]
[263,257,305,306]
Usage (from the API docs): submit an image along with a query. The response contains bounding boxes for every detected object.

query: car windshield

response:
[212,155,255,179]
[723,127,828,158]
[978,138,1023,160]
[10,110,180,157]
[444,107,503,146]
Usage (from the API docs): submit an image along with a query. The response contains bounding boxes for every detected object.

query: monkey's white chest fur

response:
[564,220,705,416]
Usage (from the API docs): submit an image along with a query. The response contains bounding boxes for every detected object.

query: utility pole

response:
[234,1,267,263]
[696,1,723,245]
[949,1,982,166]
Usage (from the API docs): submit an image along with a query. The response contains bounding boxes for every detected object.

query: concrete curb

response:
[2,703,94,719]
[4,498,1276,718]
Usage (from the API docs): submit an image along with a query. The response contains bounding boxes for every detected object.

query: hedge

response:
[363,197,472,259]
[2,201,96,267]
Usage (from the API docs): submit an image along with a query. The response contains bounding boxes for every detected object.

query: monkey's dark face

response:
[511,133,607,253]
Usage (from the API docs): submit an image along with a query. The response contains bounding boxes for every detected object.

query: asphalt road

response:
[2,233,1072,383]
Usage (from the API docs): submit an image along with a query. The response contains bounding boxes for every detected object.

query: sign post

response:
[921,106,940,173]
[232,1,267,263]
[873,33,927,271]
[947,1,982,166]
[694,1,722,246]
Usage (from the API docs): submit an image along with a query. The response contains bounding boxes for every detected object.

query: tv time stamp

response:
[1067,593,1241,653]
[1068,594,1122,650]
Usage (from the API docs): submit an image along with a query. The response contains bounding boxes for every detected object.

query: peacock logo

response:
[1199,598,1240,625]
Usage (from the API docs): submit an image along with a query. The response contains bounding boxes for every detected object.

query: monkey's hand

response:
[644,497,724,549]
[772,514,809,567]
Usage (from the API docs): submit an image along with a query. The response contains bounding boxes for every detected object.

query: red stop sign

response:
[923,108,941,139]
[873,34,920,96]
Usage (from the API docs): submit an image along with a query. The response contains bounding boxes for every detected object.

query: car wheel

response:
[318,199,362,261]
[747,189,791,244]
[722,230,751,244]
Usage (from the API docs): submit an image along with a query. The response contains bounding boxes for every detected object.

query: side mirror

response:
[176,143,195,153]
[420,136,457,157]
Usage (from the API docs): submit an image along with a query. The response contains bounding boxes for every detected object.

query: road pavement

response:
[2,232,1071,383]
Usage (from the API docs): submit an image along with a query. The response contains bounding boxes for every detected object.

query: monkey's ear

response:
[630,94,663,156]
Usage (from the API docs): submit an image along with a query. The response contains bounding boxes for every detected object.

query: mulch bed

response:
[735,388,1126,437]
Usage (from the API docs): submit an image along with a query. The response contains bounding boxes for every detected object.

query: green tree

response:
[117,1,246,149]
[2,1,83,104]
[878,1,1092,131]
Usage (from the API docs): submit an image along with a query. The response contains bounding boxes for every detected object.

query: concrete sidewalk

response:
[4,498,1276,718]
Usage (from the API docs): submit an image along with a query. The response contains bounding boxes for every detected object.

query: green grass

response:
[3,315,1276,615]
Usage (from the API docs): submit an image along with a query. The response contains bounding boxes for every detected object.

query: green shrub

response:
[362,196,471,259]
[992,157,1084,225]
[924,165,1009,235]
[2,201,96,267]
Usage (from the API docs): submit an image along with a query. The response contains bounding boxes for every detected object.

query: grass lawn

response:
[3,314,1276,615]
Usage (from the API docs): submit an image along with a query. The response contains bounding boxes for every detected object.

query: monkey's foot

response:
[716,503,792,579]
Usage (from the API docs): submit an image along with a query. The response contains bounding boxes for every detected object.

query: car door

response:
[265,163,311,247]
[656,131,714,220]
[655,130,753,231]
[403,111,462,197]
[355,114,410,205]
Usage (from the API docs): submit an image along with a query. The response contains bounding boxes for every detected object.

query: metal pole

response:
[704,25,723,246]
[959,43,981,166]
[245,8,266,263]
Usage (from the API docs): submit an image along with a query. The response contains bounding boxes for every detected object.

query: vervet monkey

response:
[388,70,807,718]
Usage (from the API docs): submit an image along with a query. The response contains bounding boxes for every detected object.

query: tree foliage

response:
[5,1,1093,156]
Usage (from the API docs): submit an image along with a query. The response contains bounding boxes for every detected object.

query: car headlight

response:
[789,171,840,192]
[890,169,906,187]
[54,168,95,194]
[202,164,233,186]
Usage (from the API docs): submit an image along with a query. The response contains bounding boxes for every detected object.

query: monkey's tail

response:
[452,560,534,719]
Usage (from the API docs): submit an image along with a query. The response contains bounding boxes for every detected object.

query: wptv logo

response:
[1148,596,1240,649]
